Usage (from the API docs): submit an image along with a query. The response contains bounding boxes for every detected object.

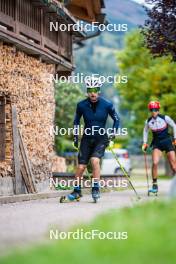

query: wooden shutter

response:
[0,96,6,161]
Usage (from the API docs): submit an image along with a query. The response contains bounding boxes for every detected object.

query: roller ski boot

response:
[60,187,82,203]
[148,183,158,196]
[92,183,100,203]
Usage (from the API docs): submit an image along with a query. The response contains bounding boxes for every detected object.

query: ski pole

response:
[144,152,150,195]
[109,146,141,200]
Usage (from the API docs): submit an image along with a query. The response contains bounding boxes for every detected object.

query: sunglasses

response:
[87,87,100,93]
[150,109,159,112]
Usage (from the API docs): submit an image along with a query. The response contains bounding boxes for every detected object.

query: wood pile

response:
[52,156,67,173]
[0,43,56,181]
[0,95,13,177]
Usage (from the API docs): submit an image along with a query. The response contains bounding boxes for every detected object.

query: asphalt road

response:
[0,180,171,254]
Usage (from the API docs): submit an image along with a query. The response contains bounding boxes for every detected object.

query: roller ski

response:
[60,187,82,203]
[148,183,158,196]
[92,183,100,203]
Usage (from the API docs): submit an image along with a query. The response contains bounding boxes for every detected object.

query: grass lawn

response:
[1,200,176,264]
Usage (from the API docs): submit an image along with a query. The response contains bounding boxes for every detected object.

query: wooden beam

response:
[0,29,74,70]
[0,11,15,30]
[67,0,104,22]
[93,0,102,15]
[67,5,95,22]
[86,0,95,20]
[69,0,85,8]
[12,106,36,194]
[0,96,6,161]
[12,105,23,195]
[19,130,37,193]
[21,166,33,193]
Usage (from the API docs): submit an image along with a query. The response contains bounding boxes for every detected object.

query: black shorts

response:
[78,135,109,165]
[152,137,175,153]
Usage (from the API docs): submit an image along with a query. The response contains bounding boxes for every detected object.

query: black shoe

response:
[92,186,100,199]
[151,183,158,193]
[68,187,82,201]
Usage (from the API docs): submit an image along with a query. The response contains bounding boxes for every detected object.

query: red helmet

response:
[148,101,160,110]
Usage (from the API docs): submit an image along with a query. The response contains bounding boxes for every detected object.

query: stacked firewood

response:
[0,43,56,181]
[52,156,67,173]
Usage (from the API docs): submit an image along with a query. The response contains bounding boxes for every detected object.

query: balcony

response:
[0,0,84,71]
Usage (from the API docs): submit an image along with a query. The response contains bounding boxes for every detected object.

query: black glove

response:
[109,134,115,141]
[107,134,115,146]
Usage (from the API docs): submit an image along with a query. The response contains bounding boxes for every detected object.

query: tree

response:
[142,0,176,60]
[116,30,176,147]
[55,82,83,153]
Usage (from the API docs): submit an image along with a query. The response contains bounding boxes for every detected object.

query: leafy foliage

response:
[55,82,83,153]
[142,0,176,60]
[116,30,176,144]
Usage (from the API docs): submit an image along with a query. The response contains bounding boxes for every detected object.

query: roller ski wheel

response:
[93,197,97,203]
[148,183,158,196]
[60,189,82,203]
[60,196,67,203]
[148,191,158,196]
[92,189,100,203]
[59,195,81,203]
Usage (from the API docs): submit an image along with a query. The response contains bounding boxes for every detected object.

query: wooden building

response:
[0,0,105,195]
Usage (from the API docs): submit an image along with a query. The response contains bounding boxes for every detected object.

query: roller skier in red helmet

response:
[142,101,176,194]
